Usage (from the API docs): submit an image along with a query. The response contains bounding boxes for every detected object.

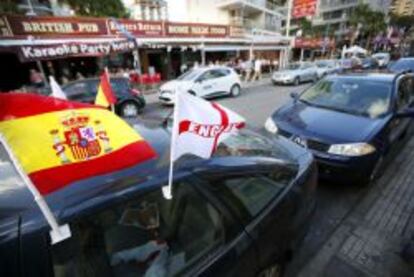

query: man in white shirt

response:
[252,59,262,81]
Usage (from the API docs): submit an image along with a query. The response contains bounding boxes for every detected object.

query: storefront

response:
[0,14,291,90]
[293,37,336,61]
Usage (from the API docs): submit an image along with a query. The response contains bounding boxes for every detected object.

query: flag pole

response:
[104,67,116,113]
[0,133,71,244]
[162,92,179,200]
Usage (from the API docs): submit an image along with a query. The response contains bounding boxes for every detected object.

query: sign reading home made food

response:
[166,22,228,37]
[0,15,229,38]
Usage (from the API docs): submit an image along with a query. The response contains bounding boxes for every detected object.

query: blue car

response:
[265,72,414,184]
[0,114,317,277]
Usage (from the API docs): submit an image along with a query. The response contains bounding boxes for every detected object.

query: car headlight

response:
[328,143,376,156]
[264,118,278,134]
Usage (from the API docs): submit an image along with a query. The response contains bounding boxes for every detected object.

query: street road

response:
[142,82,371,276]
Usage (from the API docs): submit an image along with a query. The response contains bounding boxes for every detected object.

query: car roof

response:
[327,72,397,83]
[63,77,128,86]
[0,117,300,238]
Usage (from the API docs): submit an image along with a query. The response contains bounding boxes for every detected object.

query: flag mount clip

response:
[50,224,72,245]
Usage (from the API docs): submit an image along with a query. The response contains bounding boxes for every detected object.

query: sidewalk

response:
[298,134,414,277]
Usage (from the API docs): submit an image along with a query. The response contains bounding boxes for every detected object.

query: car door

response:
[63,81,95,103]
[193,70,218,97]
[201,165,299,271]
[389,76,414,143]
[46,179,257,277]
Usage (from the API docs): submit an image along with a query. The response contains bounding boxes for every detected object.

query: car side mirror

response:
[396,108,414,118]
[290,92,299,100]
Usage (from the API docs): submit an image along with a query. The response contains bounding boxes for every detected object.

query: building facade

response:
[169,0,285,35]
[122,0,168,21]
[390,0,414,15]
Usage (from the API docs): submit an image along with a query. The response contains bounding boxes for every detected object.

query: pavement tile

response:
[298,132,414,276]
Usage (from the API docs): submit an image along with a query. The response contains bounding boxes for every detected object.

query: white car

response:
[272,62,318,86]
[159,67,241,104]
[314,60,340,78]
[372,52,391,68]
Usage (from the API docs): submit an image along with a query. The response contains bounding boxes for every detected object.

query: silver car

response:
[272,62,318,86]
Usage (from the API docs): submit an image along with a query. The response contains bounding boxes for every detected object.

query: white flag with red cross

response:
[163,91,245,199]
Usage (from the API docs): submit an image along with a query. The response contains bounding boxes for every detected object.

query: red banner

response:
[295,37,335,49]
[292,0,317,19]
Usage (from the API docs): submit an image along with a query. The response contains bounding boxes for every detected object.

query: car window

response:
[199,70,220,81]
[50,182,225,277]
[207,168,296,222]
[0,143,24,192]
[64,82,89,97]
[218,69,231,76]
[397,77,413,110]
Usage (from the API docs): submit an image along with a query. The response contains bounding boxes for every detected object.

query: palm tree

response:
[349,4,386,49]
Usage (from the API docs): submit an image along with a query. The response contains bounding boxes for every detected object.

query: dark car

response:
[0,117,317,277]
[388,57,414,73]
[265,72,414,184]
[62,77,146,117]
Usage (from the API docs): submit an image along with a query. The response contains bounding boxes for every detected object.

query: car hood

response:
[273,101,386,143]
[160,80,193,92]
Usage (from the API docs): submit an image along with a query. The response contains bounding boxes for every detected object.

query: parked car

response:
[388,57,414,73]
[0,111,317,277]
[62,77,146,117]
[272,62,318,86]
[314,60,340,78]
[372,52,391,68]
[265,72,414,185]
[159,66,241,105]
[361,57,379,69]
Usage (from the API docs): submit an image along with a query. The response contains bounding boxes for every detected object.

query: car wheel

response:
[259,261,285,277]
[120,101,140,117]
[293,77,300,86]
[230,84,241,97]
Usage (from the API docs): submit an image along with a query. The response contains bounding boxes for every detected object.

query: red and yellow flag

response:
[95,71,117,107]
[0,93,157,195]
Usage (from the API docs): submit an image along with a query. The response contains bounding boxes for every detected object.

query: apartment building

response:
[169,0,285,35]
[390,0,414,15]
[122,0,168,21]
[311,0,391,37]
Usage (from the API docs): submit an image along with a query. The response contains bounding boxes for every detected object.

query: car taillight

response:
[130,88,141,96]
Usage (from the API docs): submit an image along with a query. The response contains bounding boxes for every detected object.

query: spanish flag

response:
[0,93,157,195]
[95,71,117,107]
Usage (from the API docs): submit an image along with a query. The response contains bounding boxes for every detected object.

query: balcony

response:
[318,0,358,13]
[216,0,283,16]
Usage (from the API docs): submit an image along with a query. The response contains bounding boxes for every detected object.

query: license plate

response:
[291,136,307,148]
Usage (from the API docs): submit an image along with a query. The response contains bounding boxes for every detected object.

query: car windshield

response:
[299,78,392,118]
[389,59,414,71]
[177,69,201,81]
[287,63,300,70]
[373,54,387,60]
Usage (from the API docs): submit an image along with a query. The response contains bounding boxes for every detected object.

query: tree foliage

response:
[389,13,414,31]
[349,4,386,47]
[0,0,18,14]
[63,0,129,18]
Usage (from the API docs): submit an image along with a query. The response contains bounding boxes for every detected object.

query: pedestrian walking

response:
[252,58,262,81]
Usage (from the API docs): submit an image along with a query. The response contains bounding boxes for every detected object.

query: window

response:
[64,82,88,97]
[208,168,295,221]
[51,183,224,277]
[0,143,24,191]
[397,77,412,109]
